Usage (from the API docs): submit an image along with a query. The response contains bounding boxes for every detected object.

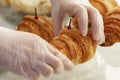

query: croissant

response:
[101,7,120,46]
[16,15,97,64]
[50,28,97,64]
[89,0,118,17]
[17,15,54,42]
[16,7,120,65]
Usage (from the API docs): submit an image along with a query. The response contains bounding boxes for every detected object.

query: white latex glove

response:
[50,0,105,44]
[0,27,73,80]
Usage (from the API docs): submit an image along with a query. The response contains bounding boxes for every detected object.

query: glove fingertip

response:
[64,61,74,71]
[54,30,59,36]
[78,24,88,37]
[81,31,87,37]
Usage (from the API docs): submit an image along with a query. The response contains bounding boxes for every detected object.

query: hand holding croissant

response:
[17,6,120,65]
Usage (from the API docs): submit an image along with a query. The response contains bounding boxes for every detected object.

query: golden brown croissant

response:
[17,6,120,64]
[17,15,97,64]
[89,0,118,17]
[17,15,54,42]
[101,7,120,46]
[50,28,97,64]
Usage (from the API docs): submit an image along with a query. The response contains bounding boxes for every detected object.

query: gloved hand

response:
[0,27,74,80]
[50,0,105,44]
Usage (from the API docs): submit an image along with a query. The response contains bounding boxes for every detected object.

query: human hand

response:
[50,0,105,44]
[0,27,73,80]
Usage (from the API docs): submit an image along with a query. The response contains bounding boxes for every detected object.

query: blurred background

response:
[0,0,120,80]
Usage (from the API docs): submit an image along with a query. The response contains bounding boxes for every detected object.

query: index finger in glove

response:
[64,2,88,36]
[51,7,65,36]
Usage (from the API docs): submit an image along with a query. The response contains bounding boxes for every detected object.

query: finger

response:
[21,58,39,80]
[76,6,88,36]
[65,3,88,36]
[48,44,74,71]
[44,52,64,74]
[86,6,105,44]
[36,39,65,73]
[33,60,54,77]
[51,7,65,36]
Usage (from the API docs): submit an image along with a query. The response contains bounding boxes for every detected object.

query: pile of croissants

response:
[16,0,120,65]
